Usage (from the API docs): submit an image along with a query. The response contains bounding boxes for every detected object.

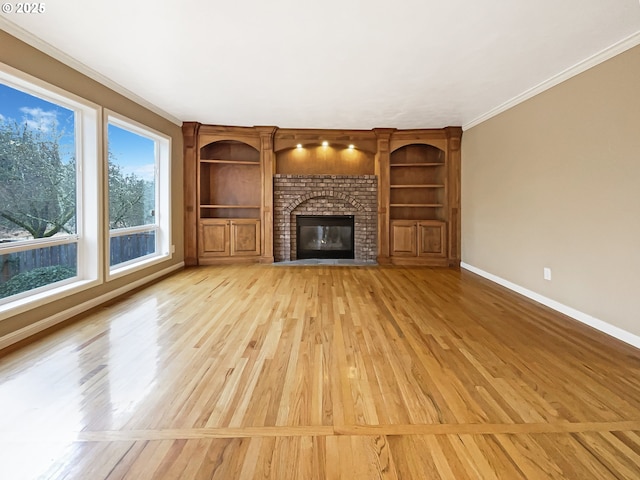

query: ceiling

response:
[2,0,640,130]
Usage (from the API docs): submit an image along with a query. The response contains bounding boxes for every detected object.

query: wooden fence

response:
[109,231,156,267]
[0,232,156,283]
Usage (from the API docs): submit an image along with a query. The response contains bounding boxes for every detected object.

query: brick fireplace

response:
[273,174,377,262]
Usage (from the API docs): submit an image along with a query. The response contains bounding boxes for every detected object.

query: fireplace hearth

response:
[296,215,355,259]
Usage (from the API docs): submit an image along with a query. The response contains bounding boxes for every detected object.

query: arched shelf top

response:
[200,139,260,163]
[390,143,445,164]
[390,136,448,151]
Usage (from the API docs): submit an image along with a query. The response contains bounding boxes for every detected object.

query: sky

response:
[0,82,75,161]
[0,83,155,181]
[107,124,156,182]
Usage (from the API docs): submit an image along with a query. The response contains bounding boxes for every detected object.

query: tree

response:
[108,154,153,229]
[0,121,76,238]
[0,119,153,239]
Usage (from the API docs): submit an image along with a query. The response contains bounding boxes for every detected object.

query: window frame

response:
[104,110,172,280]
[0,62,102,319]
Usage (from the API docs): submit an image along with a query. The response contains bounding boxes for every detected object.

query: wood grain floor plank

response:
[611,430,640,456]
[432,434,478,480]
[2,264,640,478]
[121,439,174,480]
[533,433,622,479]
[387,435,444,480]
[573,431,640,479]
[494,433,566,480]
[103,442,149,480]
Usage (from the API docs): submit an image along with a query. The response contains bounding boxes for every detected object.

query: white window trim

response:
[105,110,172,281]
[0,235,78,254]
[110,225,158,238]
[0,62,102,320]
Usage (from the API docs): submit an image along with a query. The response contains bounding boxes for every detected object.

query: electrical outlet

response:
[171,245,176,253]
[543,267,552,281]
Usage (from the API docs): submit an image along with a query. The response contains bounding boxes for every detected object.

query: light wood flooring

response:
[1,264,640,479]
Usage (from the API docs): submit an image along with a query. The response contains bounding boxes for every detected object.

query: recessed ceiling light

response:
[322,141,329,147]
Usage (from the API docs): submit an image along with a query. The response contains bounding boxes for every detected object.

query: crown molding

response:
[0,18,182,126]
[463,30,640,131]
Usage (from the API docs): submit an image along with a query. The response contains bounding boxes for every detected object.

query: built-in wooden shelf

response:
[386,141,454,263]
[390,204,444,208]
[390,163,443,167]
[201,205,261,209]
[200,159,260,165]
[183,123,461,268]
[390,184,445,189]
[193,137,264,264]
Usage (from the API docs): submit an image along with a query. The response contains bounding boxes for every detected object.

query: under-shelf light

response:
[322,141,329,147]
[296,144,302,149]
[348,144,355,149]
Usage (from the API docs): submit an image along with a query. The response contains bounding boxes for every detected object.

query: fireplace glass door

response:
[296,215,355,259]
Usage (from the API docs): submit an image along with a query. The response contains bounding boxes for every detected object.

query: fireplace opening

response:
[296,215,355,259]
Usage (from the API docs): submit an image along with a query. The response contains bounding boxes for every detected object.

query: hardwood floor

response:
[1,265,639,479]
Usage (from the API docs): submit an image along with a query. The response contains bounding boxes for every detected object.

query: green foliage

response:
[0,265,76,298]
[108,157,154,229]
[0,119,154,239]
[0,121,76,238]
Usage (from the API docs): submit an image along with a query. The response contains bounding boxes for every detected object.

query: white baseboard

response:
[0,262,184,351]
[460,262,640,350]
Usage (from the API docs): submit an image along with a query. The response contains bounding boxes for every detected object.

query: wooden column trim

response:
[374,128,395,263]
[445,126,462,266]
[257,126,277,263]
[182,122,200,266]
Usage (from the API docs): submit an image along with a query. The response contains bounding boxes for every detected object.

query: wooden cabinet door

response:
[390,221,417,257]
[199,220,229,257]
[418,221,446,257]
[230,220,260,256]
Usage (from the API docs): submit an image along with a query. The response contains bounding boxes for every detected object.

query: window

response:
[106,113,171,277]
[0,64,100,314]
[0,63,173,319]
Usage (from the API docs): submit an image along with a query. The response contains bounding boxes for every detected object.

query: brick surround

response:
[273,175,377,262]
